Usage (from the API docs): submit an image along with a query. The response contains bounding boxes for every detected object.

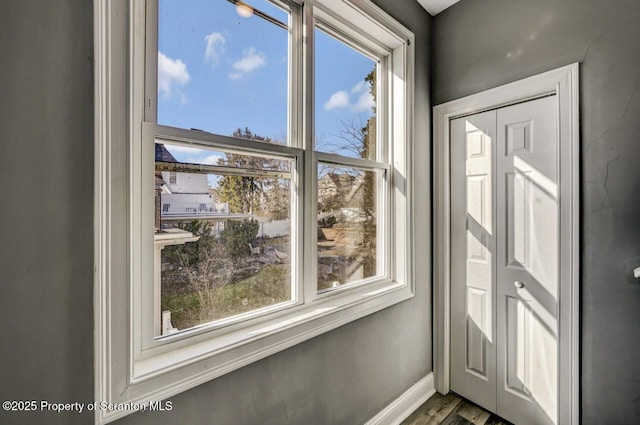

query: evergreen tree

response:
[217,128,290,220]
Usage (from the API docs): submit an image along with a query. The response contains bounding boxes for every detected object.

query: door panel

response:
[496,96,558,425]
[451,96,559,425]
[505,295,531,396]
[450,110,497,412]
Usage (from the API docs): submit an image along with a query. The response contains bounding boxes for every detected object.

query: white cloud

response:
[228,72,243,80]
[204,32,226,67]
[200,154,224,165]
[232,47,266,73]
[354,91,375,112]
[185,153,223,166]
[164,145,204,155]
[351,80,367,94]
[158,51,190,97]
[324,90,350,111]
[163,145,224,166]
[324,80,375,112]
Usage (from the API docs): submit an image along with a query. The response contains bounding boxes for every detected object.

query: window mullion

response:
[378,55,390,281]
[144,0,158,123]
[290,3,305,306]
[302,2,318,303]
[377,58,388,165]
[290,3,303,148]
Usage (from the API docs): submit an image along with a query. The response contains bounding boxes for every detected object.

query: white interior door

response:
[450,109,497,412]
[450,96,559,425]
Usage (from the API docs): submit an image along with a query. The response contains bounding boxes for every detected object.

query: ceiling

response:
[416,0,460,15]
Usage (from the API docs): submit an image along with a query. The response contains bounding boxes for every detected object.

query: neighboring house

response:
[317,172,366,208]
[317,171,372,224]
[155,144,228,219]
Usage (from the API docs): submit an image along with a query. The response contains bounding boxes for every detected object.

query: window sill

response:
[135,279,411,379]
[101,280,412,424]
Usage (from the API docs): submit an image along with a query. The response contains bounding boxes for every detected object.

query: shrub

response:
[219,219,260,264]
[163,220,215,267]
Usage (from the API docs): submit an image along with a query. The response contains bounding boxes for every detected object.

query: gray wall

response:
[0,1,432,424]
[432,1,640,424]
[0,1,95,425]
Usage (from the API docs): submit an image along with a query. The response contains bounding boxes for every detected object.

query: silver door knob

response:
[514,280,525,289]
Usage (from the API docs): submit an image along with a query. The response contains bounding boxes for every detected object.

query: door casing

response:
[433,63,580,425]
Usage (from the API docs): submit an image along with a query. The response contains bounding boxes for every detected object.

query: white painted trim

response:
[365,373,435,425]
[433,63,580,425]
[416,0,460,16]
[93,1,108,425]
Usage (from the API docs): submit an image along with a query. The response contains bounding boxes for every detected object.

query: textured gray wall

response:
[0,1,432,424]
[0,1,95,425]
[432,1,640,424]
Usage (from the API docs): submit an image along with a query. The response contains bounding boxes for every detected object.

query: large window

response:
[95,0,414,422]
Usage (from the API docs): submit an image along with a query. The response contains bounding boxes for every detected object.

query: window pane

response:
[317,163,380,292]
[155,142,293,335]
[158,0,289,144]
[315,28,377,160]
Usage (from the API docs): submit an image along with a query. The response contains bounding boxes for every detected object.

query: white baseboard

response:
[365,373,435,425]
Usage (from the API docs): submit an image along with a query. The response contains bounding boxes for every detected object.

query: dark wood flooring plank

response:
[401,392,463,425]
[483,413,514,425]
[440,413,474,425]
[454,400,491,425]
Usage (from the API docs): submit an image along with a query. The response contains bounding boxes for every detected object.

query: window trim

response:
[94,0,415,423]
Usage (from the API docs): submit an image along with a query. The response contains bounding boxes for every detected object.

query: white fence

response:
[260,220,291,238]
[161,200,229,216]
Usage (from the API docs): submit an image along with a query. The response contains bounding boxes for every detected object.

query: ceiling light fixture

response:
[236,1,254,18]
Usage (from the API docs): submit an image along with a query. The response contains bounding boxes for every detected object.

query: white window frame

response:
[94,0,415,423]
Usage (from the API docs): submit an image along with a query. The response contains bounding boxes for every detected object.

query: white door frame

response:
[433,63,580,425]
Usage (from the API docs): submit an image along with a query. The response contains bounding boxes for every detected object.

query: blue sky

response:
[158,0,376,164]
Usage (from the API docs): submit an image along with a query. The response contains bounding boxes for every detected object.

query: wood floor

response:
[400,392,513,425]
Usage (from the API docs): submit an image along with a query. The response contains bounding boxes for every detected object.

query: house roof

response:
[155,175,165,190]
[155,143,177,163]
[155,144,177,191]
